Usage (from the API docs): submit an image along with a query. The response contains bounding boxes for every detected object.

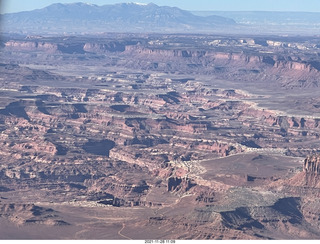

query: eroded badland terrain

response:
[1,33,320,239]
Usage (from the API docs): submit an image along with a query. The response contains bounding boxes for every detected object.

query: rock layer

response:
[1,33,320,239]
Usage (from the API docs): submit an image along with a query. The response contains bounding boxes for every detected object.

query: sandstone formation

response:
[1,33,320,239]
[3,34,320,89]
[304,155,320,174]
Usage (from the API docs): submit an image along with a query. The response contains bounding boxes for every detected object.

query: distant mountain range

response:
[0,2,236,34]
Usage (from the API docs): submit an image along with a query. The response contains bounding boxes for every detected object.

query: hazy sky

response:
[1,0,320,14]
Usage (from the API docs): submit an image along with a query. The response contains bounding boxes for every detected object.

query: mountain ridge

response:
[1,2,236,34]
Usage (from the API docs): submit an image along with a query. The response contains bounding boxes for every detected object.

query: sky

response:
[1,0,320,14]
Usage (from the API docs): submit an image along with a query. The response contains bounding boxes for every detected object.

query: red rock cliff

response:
[304,155,320,174]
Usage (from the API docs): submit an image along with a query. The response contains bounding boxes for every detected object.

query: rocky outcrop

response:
[270,155,320,193]
[304,155,320,174]
[5,40,134,54]
[167,177,195,193]
[5,41,58,53]
[0,203,69,226]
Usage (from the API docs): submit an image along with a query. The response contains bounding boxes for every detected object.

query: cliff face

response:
[124,45,316,71]
[273,155,320,193]
[4,39,319,78]
[304,155,320,174]
[122,45,320,89]
[4,40,135,54]
[5,41,58,53]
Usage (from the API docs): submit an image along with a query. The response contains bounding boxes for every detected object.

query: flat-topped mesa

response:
[304,155,320,174]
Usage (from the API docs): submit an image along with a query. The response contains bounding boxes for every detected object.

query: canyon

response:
[1,33,320,240]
